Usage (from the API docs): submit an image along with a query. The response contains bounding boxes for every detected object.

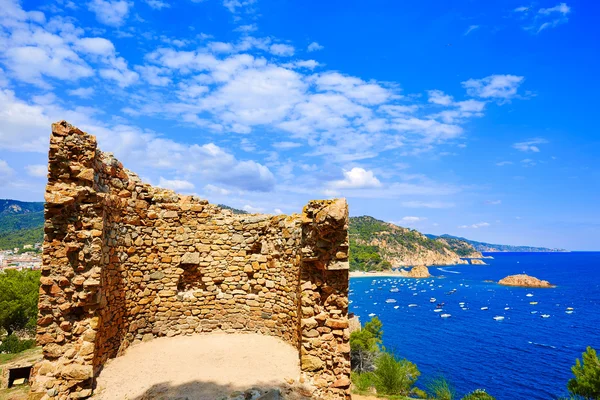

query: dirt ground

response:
[93,333,302,399]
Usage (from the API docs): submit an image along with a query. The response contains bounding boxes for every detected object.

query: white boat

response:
[394,306,399,309]
[385,299,397,303]
[440,313,451,318]
[390,288,399,293]
[481,307,489,310]
[408,304,418,307]
[430,298,437,303]
[504,307,510,310]
[530,311,538,314]
[434,309,443,313]
[413,293,418,296]
[530,301,538,305]
[526,293,534,297]
[368,313,376,317]
[566,307,574,311]
[541,314,551,318]
[493,316,505,321]
[566,310,574,314]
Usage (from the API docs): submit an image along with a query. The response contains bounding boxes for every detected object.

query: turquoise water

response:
[349,252,600,399]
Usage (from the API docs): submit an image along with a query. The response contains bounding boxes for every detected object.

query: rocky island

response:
[399,265,431,278]
[498,274,555,288]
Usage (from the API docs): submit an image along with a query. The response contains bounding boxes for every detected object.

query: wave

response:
[438,268,461,274]
[528,341,557,349]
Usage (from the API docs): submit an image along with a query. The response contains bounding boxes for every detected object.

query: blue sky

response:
[0,0,598,250]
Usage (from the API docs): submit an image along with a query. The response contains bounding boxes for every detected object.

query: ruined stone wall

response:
[31,121,351,400]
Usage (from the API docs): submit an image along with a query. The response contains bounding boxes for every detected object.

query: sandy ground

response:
[93,333,301,400]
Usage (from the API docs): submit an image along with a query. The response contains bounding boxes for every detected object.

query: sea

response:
[349,252,600,400]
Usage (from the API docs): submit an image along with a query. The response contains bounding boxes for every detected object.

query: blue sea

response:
[349,252,600,399]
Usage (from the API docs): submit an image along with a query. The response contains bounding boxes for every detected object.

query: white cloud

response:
[539,3,570,15]
[67,87,95,98]
[428,90,453,106]
[25,164,47,178]
[204,184,230,195]
[242,204,264,213]
[235,24,257,33]
[462,75,525,100]
[307,42,324,52]
[145,0,170,9]
[496,161,513,166]
[158,177,195,191]
[273,141,302,149]
[464,25,479,35]
[513,138,547,152]
[0,159,16,184]
[87,0,132,27]
[222,0,257,13]
[330,167,382,189]
[75,37,115,56]
[270,44,295,57]
[459,222,490,229]
[401,216,427,223]
[313,72,391,105]
[514,6,531,13]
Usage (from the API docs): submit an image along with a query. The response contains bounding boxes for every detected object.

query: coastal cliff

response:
[498,274,555,288]
[399,265,431,278]
[349,216,481,271]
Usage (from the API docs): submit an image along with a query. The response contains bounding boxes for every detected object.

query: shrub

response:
[0,334,35,354]
[567,346,600,399]
[427,376,456,400]
[372,352,420,396]
[411,387,428,398]
[462,389,496,400]
[351,371,374,393]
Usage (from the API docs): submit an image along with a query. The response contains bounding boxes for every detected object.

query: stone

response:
[149,271,165,280]
[181,252,200,264]
[61,364,93,380]
[301,355,324,371]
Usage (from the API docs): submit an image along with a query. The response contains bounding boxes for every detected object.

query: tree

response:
[350,316,383,372]
[567,347,600,399]
[0,269,40,336]
[372,351,420,396]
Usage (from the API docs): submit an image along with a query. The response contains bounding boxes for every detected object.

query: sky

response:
[0,0,599,250]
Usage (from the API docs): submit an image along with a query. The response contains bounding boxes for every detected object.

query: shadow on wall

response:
[122,380,313,400]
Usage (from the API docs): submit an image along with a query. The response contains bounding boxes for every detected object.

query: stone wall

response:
[30,121,351,400]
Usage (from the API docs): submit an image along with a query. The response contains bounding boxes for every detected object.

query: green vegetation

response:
[0,199,45,250]
[566,347,600,399]
[427,376,456,400]
[349,216,455,272]
[0,334,36,354]
[372,352,420,396]
[350,316,383,372]
[217,204,248,214]
[0,269,40,337]
[461,390,496,400]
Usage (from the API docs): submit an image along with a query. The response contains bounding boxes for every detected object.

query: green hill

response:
[349,216,481,271]
[0,200,44,250]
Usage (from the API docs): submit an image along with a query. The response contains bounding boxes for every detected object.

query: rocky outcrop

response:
[498,274,555,288]
[349,216,475,269]
[31,121,351,400]
[470,259,487,265]
[399,265,431,278]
